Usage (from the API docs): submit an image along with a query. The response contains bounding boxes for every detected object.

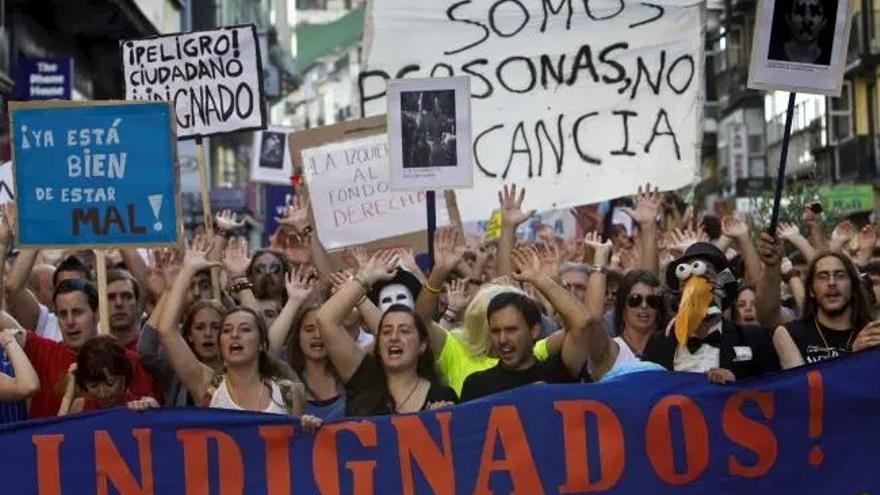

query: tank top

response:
[209,377,288,415]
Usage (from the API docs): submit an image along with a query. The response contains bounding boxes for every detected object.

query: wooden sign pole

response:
[95,249,109,335]
[195,137,222,300]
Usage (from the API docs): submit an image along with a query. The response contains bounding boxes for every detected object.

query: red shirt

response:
[24,332,159,419]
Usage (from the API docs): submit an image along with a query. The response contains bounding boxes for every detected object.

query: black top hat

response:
[665,242,730,291]
[369,268,423,307]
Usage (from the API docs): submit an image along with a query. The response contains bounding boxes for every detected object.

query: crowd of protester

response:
[0,181,878,430]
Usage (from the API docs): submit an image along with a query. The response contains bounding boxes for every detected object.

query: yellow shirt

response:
[437,332,550,395]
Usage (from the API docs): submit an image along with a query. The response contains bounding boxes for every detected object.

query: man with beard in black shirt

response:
[757,234,880,367]
[246,249,289,312]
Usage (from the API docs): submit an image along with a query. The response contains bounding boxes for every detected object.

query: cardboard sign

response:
[250,126,294,184]
[748,0,852,95]
[386,76,474,191]
[290,116,450,251]
[10,101,181,248]
[121,25,266,139]
[361,0,703,221]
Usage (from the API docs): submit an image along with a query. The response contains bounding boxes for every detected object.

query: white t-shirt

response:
[36,304,63,342]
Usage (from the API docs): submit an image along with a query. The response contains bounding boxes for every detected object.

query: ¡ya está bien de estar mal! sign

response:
[361,0,704,221]
[10,100,181,248]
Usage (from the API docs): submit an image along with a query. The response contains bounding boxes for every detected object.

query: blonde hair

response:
[454,283,526,358]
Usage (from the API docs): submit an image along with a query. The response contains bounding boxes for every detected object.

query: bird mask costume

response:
[665,243,738,351]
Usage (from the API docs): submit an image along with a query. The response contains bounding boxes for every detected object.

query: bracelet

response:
[353,274,371,293]
[424,281,443,294]
[300,225,315,236]
[442,308,460,319]
[227,279,254,293]
[590,266,607,274]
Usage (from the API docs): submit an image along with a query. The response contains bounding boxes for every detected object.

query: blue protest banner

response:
[10,101,180,248]
[15,58,73,100]
[1,352,879,494]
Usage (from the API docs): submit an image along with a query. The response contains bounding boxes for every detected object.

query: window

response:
[829,82,852,142]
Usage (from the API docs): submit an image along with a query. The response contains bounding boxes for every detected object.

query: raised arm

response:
[156,235,219,402]
[856,225,876,268]
[222,237,259,312]
[778,222,817,263]
[497,184,536,277]
[828,220,853,254]
[802,205,827,251]
[0,329,39,401]
[781,258,806,315]
[268,265,317,357]
[583,232,614,318]
[0,205,41,330]
[619,183,661,277]
[415,227,466,354]
[277,188,335,284]
[722,216,762,284]
[315,251,398,382]
[511,247,590,333]
[756,232,784,330]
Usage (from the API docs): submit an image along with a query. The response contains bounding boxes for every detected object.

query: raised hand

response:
[536,241,561,279]
[222,237,251,278]
[756,232,783,267]
[357,250,399,285]
[830,220,854,252]
[510,246,542,283]
[329,270,354,295]
[0,203,15,246]
[215,209,244,232]
[619,183,661,226]
[276,193,311,234]
[721,215,749,240]
[127,397,160,412]
[584,231,613,268]
[777,222,800,241]
[285,264,318,302]
[183,233,219,272]
[667,227,708,256]
[445,278,470,313]
[395,247,423,278]
[0,328,24,348]
[498,184,535,228]
[802,204,819,225]
[434,226,465,273]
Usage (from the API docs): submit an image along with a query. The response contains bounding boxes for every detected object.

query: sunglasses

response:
[627,293,663,309]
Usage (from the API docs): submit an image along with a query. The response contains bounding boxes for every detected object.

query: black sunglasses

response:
[627,293,663,309]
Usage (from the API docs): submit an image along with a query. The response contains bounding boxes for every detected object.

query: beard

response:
[821,298,851,318]
[253,274,284,299]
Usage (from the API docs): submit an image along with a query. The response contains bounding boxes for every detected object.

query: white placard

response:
[386,76,473,191]
[748,0,852,96]
[251,127,294,185]
[122,25,266,139]
[0,161,14,205]
[361,0,703,221]
[302,134,449,249]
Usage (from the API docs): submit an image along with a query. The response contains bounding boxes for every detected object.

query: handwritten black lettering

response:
[541,0,574,31]
[444,1,491,55]
[496,56,537,93]
[644,108,681,160]
[610,110,637,156]
[489,0,530,37]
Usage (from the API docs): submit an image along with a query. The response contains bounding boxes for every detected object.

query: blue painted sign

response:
[16,58,72,100]
[1,352,879,494]
[10,101,180,247]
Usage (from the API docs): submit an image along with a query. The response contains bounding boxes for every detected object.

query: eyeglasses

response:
[627,293,663,309]
[254,262,283,274]
[815,270,849,283]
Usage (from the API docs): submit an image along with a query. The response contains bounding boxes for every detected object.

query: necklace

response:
[814,319,855,351]
[393,378,422,412]
[227,376,266,411]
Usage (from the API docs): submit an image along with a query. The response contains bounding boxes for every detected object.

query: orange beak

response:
[674,276,713,347]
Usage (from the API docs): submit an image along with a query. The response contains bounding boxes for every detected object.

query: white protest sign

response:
[748,0,852,96]
[0,161,14,205]
[122,25,266,139]
[251,127,294,185]
[302,134,449,250]
[361,0,703,221]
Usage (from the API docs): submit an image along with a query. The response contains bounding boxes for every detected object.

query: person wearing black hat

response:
[642,242,780,382]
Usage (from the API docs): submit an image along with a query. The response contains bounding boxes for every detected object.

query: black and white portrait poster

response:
[749,0,852,95]
[250,126,293,184]
[386,76,473,191]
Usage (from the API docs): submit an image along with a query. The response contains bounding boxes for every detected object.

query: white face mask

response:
[378,284,415,312]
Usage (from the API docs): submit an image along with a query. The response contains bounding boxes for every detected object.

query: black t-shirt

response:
[785,318,855,365]
[460,354,575,402]
[344,354,458,417]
